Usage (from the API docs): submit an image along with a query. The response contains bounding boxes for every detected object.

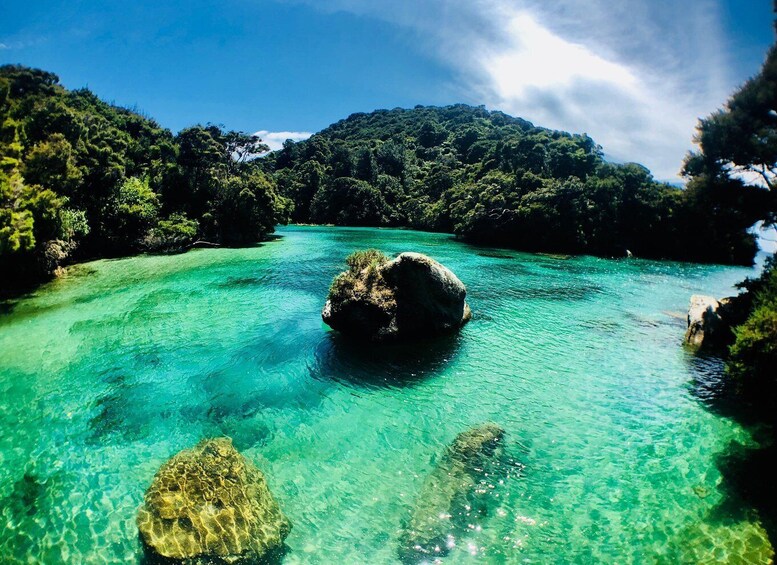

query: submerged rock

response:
[672,519,774,564]
[398,423,505,563]
[137,437,290,564]
[684,293,750,350]
[322,250,471,342]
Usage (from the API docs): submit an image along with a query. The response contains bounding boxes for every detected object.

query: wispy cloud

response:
[254,130,313,152]
[278,0,735,180]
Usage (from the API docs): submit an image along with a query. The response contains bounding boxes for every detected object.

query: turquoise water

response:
[0,225,773,564]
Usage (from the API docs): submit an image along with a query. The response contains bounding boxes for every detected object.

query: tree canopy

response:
[683,43,777,229]
[2,64,769,296]
[0,65,289,294]
[684,14,777,405]
[264,104,758,263]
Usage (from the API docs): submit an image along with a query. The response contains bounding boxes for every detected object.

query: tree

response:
[267,103,756,263]
[417,121,447,148]
[728,277,777,394]
[101,176,159,251]
[222,130,269,175]
[289,160,326,222]
[700,52,777,192]
[0,171,35,255]
[330,144,355,178]
[310,177,388,226]
[212,170,290,245]
[684,17,777,228]
[143,213,198,251]
[275,139,300,169]
[376,139,406,177]
[22,133,83,195]
[1,65,289,294]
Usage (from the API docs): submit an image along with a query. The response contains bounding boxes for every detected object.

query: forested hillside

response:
[1,65,769,296]
[266,105,764,263]
[0,65,290,294]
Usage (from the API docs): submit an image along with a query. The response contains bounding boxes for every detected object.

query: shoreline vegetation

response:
[0,65,291,298]
[685,15,777,427]
[678,21,777,545]
[1,64,768,299]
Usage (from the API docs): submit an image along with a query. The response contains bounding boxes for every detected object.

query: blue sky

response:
[1,0,773,180]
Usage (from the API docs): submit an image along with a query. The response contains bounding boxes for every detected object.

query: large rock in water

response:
[685,295,725,348]
[398,424,505,563]
[322,251,471,341]
[684,294,750,350]
[137,438,290,564]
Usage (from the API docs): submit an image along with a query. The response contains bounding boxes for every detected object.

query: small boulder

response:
[322,250,471,342]
[137,437,290,564]
[685,295,724,348]
[685,293,750,350]
[398,424,505,563]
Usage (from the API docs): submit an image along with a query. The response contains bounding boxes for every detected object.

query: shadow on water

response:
[215,275,269,289]
[309,331,462,389]
[709,439,777,541]
[688,350,775,427]
[688,352,744,420]
[1,473,46,520]
[509,283,606,301]
[687,350,777,549]
[85,366,186,446]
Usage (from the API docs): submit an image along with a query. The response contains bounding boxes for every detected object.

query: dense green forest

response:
[0,65,290,294]
[265,105,764,264]
[1,63,771,298]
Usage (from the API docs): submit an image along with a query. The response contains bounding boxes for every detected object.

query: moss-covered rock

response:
[322,250,471,342]
[398,423,505,563]
[137,437,290,564]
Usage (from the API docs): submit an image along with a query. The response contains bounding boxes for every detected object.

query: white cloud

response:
[277,0,736,181]
[254,130,313,152]
[484,14,639,98]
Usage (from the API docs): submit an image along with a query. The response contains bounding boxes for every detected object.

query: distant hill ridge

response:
[266,103,758,263]
[0,67,761,297]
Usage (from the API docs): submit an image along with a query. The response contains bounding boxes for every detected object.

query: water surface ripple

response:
[0,226,772,563]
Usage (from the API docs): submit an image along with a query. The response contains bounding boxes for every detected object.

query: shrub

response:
[727,258,777,399]
[329,249,390,303]
[144,213,199,252]
[345,248,388,273]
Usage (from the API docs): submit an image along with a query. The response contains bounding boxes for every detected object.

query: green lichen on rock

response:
[323,250,471,342]
[326,249,396,336]
[398,423,505,563]
[137,437,290,564]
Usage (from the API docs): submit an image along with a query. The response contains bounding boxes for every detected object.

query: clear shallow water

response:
[0,225,773,564]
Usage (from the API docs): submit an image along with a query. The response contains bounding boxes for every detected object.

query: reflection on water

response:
[713,440,777,543]
[310,331,462,389]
